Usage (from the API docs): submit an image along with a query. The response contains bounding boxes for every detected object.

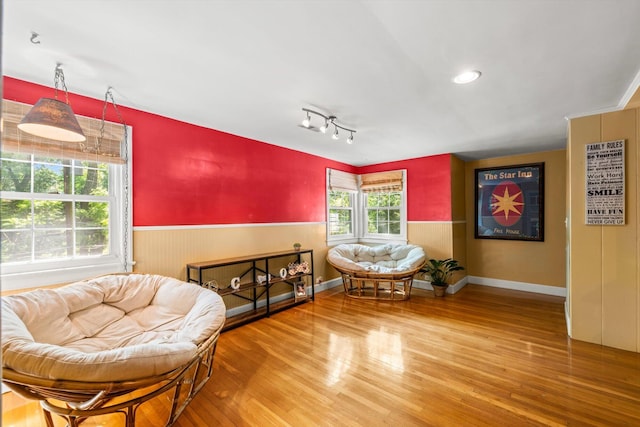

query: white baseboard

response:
[414,276,468,294]
[468,276,567,297]
[314,277,344,292]
[224,275,565,317]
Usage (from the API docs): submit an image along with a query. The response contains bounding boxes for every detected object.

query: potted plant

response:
[420,258,464,297]
[293,242,302,251]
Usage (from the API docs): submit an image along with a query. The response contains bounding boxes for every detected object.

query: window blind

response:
[328,169,358,192]
[360,170,403,193]
[1,99,126,164]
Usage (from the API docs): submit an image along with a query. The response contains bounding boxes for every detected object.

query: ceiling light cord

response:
[301,108,356,144]
[53,64,70,104]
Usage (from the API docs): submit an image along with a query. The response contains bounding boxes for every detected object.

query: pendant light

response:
[18,65,86,142]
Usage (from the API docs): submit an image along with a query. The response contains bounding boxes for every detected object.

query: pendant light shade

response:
[17,65,86,143]
[18,97,86,142]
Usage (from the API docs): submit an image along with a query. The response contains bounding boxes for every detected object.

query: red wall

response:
[3,77,355,226]
[3,77,452,225]
[357,155,452,221]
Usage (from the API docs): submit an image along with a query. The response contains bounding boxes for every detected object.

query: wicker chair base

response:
[337,270,419,301]
[2,329,221,427]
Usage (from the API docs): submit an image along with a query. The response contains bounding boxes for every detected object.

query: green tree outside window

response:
[1,153,110,263]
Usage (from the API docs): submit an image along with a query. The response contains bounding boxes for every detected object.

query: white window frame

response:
[1,128,133,291]
[326,169,407,245]
[327,189,359,245]
[360,174,407,245]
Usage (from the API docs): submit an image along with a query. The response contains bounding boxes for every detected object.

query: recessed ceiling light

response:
[453,70,481,84]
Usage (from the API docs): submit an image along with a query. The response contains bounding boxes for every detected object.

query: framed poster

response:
[474,163,544,241]
[585,140,625,225]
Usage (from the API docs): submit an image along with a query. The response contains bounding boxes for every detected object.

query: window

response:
[360,170,406,242]
[1,100,131,290]
[327,169,406,244]
[1,154,112,261]
[328,190,354,237]
[365,191,402,235]
[326,169,358,243]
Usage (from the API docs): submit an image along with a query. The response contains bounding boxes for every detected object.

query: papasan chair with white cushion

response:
[1,273,226,427]
[327,243,426,300]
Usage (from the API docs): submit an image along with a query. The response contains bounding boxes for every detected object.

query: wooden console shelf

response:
[186,249,314,331]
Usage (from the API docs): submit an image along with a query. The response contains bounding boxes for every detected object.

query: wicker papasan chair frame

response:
[327,244,426,300]
[2,330,220,427]
[1,273,225,427]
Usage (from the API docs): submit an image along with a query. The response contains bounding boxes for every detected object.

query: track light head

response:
[302,112,311,128]
[346,132,354,144]
[332,126,339,140]
[320,119,329,133]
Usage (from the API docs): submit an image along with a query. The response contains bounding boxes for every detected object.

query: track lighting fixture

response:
[300,108,356,144]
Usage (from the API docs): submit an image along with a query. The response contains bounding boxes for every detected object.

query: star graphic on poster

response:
[490,181,524,226]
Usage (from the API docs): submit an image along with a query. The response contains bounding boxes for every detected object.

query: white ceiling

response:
[3,0,640,166]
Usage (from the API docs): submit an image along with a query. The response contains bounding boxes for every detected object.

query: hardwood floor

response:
[3,284,640,426]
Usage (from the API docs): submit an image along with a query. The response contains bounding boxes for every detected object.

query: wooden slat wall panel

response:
[569,106,640,352]
[452,222,467,274]
[133,224,326,278]
[407,222,453,260]
[601,109,638,351]
[568,115,604,344]
[133,224,328,309]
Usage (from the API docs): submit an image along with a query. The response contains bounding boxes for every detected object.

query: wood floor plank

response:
[3,284,640,426]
